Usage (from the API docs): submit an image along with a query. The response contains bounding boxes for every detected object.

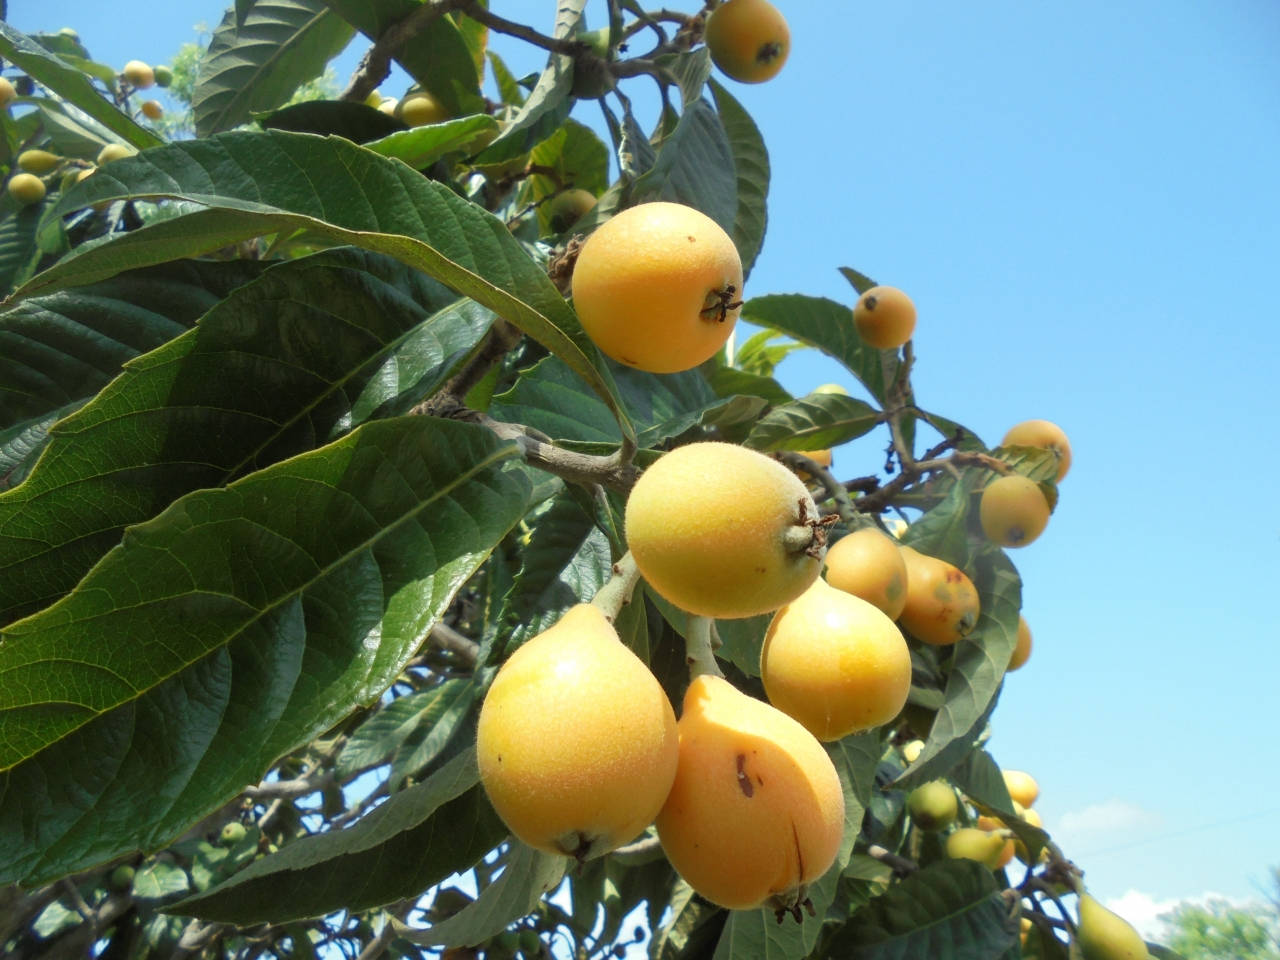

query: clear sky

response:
[12,0,1280,937]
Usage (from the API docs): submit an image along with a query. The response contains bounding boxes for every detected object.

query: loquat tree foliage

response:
[0,3,1177,959]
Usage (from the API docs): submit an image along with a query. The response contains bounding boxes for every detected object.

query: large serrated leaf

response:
[0,199,46,297]
[746,392,882,452]
[741,295,903,405]
[193,0,356,137]
[172,747,506,923]
[0,22,161,150]
[396,841,567,948]
[365,115,499,170]
[630,99,737,236]
[22,130,632,442]
[0,259,266,430]
[831,859,1019,959]
[0,417,531,884]
[894,550,1021,790]
[0,402,80,492]
[0,249,490,628]
[336,678,476,780]
[709,80,768,278]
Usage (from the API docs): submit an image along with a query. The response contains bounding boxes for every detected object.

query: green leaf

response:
[0,200,46,297]
[630,99,737,237]
[259,99,404,143]
[950,750,1047,862]
[364,115,500,169]
[0,417,531,885]
[706,366,793,406]
[387,680,478,788]
[0,22,161,150]
[487,51,525,107]
[192,0,355,137]
[397,841,567,948]
[28,97,117,158]
[732,329,801,378]
[132,860,192,900]
[830,859,1019,959]
[746,392,882,452]
[0,259,265,430]
[709,80,769,278]
[336,678,476,779]
[0,402,81,492]
[323,0,484,118]
[490,355,723,448]
[172,747,507,923]
[24,130,632,442]
[901,482,974,571]
[519,119,610,232]
[741,294,903,406]
[652,881,727,960]
[0,249,489,628]
[838,266,878,296]
[894,550,1021,790]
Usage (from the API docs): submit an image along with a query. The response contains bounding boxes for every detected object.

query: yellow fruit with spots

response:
[572,201,743,373]
[760,577,911,740]
[123,60,155,89]
[853,285,917,350]
[1009,615,1032,670]
[1003,419,1072,482]
[475,604,678,860]
[897,546,980,646]
[1003,769,1039,808]
[397,90,449,127]
[704,0,791,84]
[1077,891,1150,960]
[655,674,844,912]
[980,474,1051,548]
[7,173,46,205]
[824,527,909,619]
[625,442,823,619]
[944,827,1009,870]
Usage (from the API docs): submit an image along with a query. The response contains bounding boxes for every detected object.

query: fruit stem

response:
[591,551,642,622]
[685,617,724,679]
[782,520,820,556]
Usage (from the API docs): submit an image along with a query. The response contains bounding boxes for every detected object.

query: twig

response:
[591,552,642,622]
[476,413,641,492]
[243,770,335,801]
[340,0,465,103]
[611,834,662,861]
[456,2,578,54]
[685,617,723,679]
[867,844,917,877]
[429,621,480,665]
[773,451,860,527]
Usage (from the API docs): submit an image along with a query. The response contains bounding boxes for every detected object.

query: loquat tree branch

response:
[455,2,578,55]
[339,0,465,103]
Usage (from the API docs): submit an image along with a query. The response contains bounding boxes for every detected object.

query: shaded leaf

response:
[388,681,478,788]
[192,0,355,137]
[709,80,768,278]
[172,747,506,923]
[0,199,46,297]
[259,99,404,142]
[336,678,476,779]
[630,99,736,237]
[0,402,81,492]
[747,392,882,453]
[133,861,192,900]
[0,417,531,884]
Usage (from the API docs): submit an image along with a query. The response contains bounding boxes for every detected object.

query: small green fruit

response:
[397,90,449,127]
[1076,891,1150,960]
[7,173,46,205]
[108,864,135,890]
[17,149,61,173]
[219,821,247,846]
[153,65,173,88]
[906,780,958,831]
[545,187,596,232]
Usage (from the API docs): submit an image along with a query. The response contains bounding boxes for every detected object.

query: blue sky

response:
[13,0,1280,935]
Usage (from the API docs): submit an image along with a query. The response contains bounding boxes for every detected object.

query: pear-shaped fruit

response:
[476,604,678,860]
[1003,769,1039,807]
[897,545,980,645]
[656,674,844,912]
[824,526,909,619]
[626,442,824,619]
[17,149,61,173]
[906,780,958,831]
[944,827,1009,870]
[1077,891,1150,960]
[760,578,911,740]
[96,143,136,165]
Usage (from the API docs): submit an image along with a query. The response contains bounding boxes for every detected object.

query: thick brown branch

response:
[456,2,578,54]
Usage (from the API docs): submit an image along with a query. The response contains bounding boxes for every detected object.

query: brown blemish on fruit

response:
[757,41,784,65]
[736,754,754,798]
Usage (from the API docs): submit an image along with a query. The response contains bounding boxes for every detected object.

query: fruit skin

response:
[97,143,136,165]
[153,65,173,88]
[944,827,1009,870]
[17,149,61,173]
[626,442,823,619]
[813,383,848,395]
[397,90,450,127]
[219,821,247,846]
[1077,891,1150,960]
[545,187,596,232]
[853,285,916,350]
[140,99,163,120]
[0,77,16,107]
[906,781,958,831]
[897,546,980,646]
[1009,615,1032,671]
[704,0,791,84]
[824,527,909,619]
[572,201,743,373]
[655,674,844,911]
[980,474,1051,548]
[1003,769,1039,807]
[476,604,678,860]
[761,578,911,740]
[377,97,399,116]
[123,60,155,89]
[1002,419,1072,482]
[7,173,46,205]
